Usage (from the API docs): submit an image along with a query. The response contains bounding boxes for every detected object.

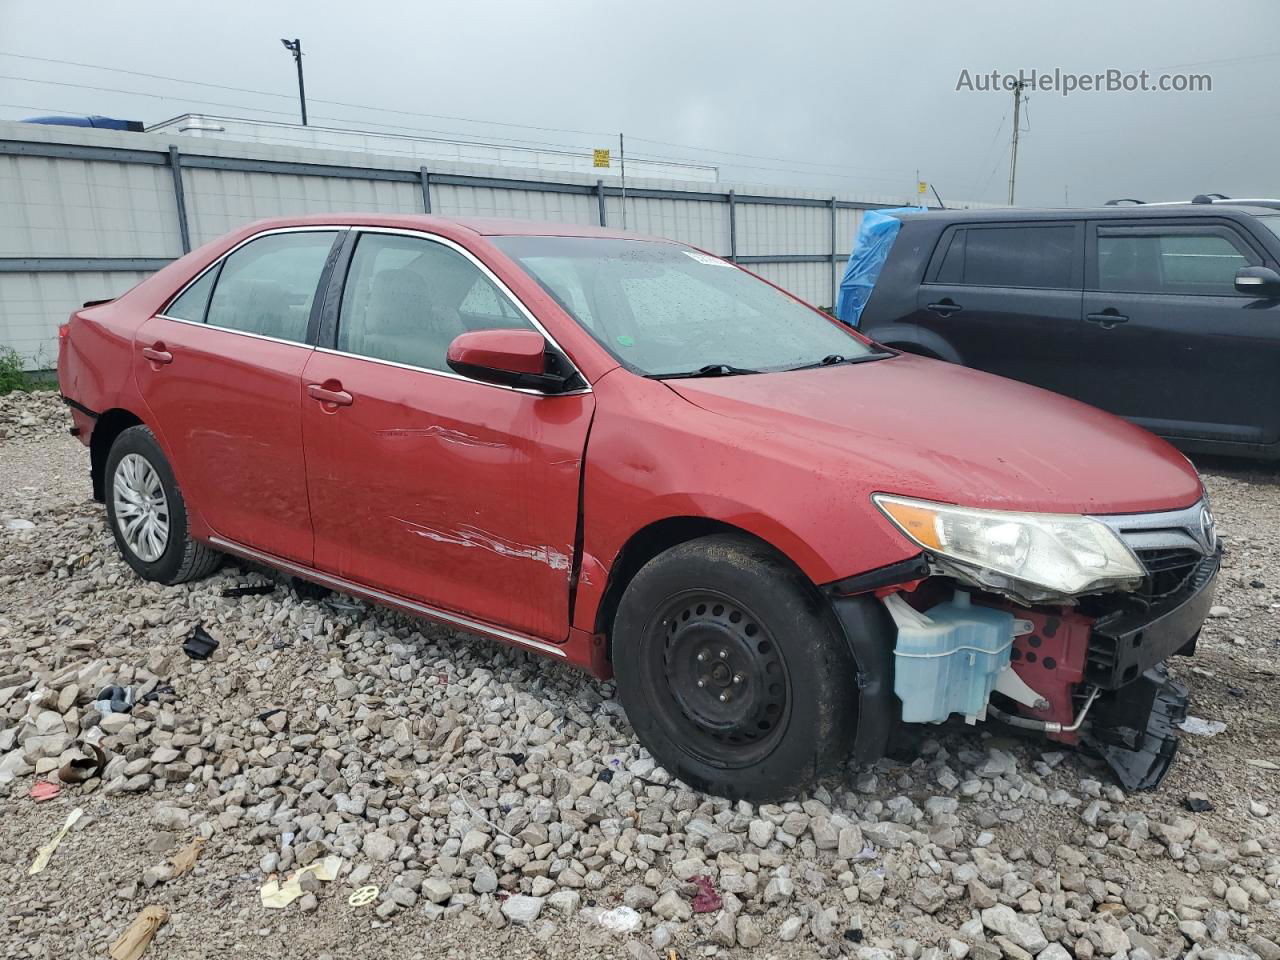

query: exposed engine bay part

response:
[986,686,1099,734]
[884,591,1038,725]
[1084,665,1189,791]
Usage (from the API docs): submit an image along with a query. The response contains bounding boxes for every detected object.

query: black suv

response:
[859,202,1280,459]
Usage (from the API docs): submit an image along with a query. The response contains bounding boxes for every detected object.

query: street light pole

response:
[280,38,307,126]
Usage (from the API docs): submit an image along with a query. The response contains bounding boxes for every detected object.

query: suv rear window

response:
[933,225,1075,289]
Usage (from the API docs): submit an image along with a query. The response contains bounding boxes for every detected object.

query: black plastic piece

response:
[1085,664,1188,791]
[222,581,276,598]
[828,594,897,764]
[823,553,930,597]
[183,624,219,660]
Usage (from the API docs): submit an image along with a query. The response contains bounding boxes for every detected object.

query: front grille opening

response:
[1134,547,1201,603]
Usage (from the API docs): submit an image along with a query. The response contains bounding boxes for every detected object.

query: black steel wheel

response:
[613,533,858,801]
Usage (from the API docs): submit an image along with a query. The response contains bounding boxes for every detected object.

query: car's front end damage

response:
[826,495,1220,790]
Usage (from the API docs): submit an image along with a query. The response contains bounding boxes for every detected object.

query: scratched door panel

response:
[299,350,593,642]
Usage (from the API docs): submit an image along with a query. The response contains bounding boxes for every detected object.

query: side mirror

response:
[1234,265,1280,297]
[446,329,566,392]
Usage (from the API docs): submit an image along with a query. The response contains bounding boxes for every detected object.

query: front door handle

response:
[926,299,963,317]
[307,383,353,407]
[141,345,173,365]
[1086,310,1129,329]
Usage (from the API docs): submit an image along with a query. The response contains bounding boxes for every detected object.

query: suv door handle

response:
[926,299,963,316]
[307,383,353,407]
[1086,310,1129,329]
[141,345,173,365]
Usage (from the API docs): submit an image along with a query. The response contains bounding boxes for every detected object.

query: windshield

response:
[1257,215,1280,242]
[491,236,877,377]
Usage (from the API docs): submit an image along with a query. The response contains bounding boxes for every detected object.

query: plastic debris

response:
[261,855,343,909]
[28,807,83,875]
[596,906,643,934]
[690,875,722,914]
[29,781,61,802]
[347,884,379,908]
[1179,716,1227,737]
[1185,793,1215,812]
[4,518,35,531]
[221,581,275,598]
[93,685,135,715]
[58,743,107,784]
[1246,758,1280,770]
[170,836,206,878]
[183,624,219,660]
[109,905,167,960]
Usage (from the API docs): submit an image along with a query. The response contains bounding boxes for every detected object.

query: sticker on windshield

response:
[683,250,733,267]
[617,335,635,347]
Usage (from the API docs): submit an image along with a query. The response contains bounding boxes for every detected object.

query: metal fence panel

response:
[0,270,153,364]
[183,168,421,246]
[433,183,597,225]
[0,154,181,258]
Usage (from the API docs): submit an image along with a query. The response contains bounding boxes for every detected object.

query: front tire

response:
[104,425,222,584]
[612,534,857,801]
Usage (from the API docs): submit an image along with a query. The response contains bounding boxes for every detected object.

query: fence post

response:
[168,145,191,254]
[829,196,838,309]
[728,190,737,262]
[596,179,607,227]
[419,166,432,214]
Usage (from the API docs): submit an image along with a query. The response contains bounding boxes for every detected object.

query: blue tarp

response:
[835,206,926,327]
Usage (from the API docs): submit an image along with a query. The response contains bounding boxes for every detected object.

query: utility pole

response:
[1007,79,1025,205]
[280,38,307,125]
[619,132,627,229]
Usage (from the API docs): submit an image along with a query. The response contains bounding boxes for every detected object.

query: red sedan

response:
[58,215,1219,799]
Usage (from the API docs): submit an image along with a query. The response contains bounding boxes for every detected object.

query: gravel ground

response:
[1,390,1277,960]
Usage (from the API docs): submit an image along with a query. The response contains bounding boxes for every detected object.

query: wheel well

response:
[886,342,942,360]
[593,517,804,654]
[89,409,143,502]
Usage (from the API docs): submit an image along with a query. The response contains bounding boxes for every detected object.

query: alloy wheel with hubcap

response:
[112,452,170,562]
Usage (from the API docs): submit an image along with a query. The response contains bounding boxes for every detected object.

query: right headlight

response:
[873,494,1144,598]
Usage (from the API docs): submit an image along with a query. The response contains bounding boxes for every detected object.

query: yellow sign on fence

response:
[917,181,928,195]
[593,149,611,168]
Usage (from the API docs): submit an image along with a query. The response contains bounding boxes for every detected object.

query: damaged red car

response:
[58,215,1220,801]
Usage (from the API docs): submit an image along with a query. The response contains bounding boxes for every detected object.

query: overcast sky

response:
[1,0,1276,207]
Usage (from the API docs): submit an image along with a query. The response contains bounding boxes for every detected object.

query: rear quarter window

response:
[933,225,1076,289]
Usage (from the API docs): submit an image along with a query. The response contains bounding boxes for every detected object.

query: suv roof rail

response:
[1104,198,1145,205]
[1191,193,1231,203]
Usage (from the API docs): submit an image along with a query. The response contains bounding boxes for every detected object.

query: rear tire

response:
[612,533,857,801]
[104,425,222,584]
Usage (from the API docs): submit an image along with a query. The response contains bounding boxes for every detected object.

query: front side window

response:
[203,231,338,342]
[934,225,1076,289]
[1096,227,1257,295]
[337,232,537,372]
[492,236,876,377]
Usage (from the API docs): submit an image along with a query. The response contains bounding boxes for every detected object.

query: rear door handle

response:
[307,383,353,407]
[926,299,963,317]
[1086,310,1129,329]
[141,345,173,364]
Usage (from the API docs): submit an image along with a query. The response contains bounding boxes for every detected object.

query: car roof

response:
[235,213,666,241]
[900,203,1280,223]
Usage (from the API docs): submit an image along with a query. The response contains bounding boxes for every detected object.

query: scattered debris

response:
[221,580,275,598]
[169,837,206,878]
[28,807,83,875]
[1185,792,1216,812]
[1179,715,1228,737]
[58,743,107,784]
[347,884,379,908]
[690,875,722,914]
[4,517,35,530]
[29,781,60,802]
[93,685,135,715]
[109,905,167,960]
[260,855,343,909]
[182,624,219,660]
[597,905,643,934]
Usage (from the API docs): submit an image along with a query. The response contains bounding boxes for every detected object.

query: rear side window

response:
[337,232,536,372]
[1096,227,1258,296]
[934,225,1076,288]
[165,267,218,322]
[203,231,338,342]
